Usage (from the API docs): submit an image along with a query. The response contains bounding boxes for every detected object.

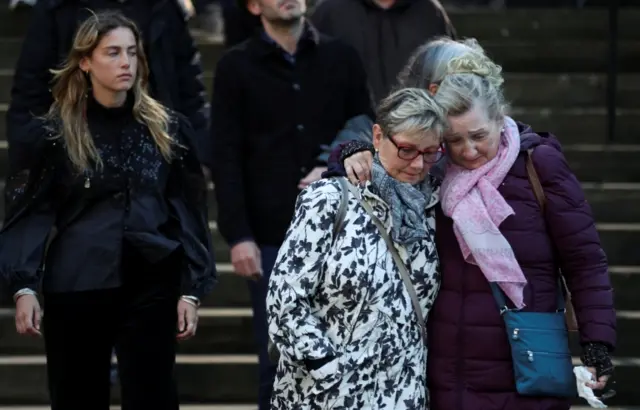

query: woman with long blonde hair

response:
[0,11,214,409]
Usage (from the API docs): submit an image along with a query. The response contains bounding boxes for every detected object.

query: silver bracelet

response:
[180,295,200,308]
[13,288,37,303]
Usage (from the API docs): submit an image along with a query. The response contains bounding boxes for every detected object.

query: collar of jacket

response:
[252,20,321,58]
[360,0,417,11]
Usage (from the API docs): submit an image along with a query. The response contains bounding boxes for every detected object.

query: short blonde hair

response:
[398,37,508,121]
[376,87,447,141]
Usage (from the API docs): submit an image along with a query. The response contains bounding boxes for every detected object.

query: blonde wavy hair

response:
[45,10,173,172]
[398,37,508,122]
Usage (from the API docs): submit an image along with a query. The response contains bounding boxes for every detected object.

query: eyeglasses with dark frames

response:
[387,135,444,164]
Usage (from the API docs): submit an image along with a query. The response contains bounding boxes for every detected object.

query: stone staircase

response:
[1,5,640,409]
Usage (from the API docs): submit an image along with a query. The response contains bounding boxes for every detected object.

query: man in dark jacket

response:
[211,1,373,408]
[6,0,210,166]
[311,0,456,103]
[220,0,325,48]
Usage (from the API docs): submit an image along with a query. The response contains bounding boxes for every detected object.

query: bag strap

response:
[268,177,353,363]
[525,148,546,212]
[336,178,384,336]
[344,181,428,346]
[524,149,578,331]
[489,282,512,314]
[488,279,566,312]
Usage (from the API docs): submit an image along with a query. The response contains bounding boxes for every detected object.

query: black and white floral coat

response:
[267,177,441,410]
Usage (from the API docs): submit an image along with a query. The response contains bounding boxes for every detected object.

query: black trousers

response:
[247,246,279,410]
[42,246,181,410]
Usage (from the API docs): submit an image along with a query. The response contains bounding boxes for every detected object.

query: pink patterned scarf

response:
[441,116,527,308]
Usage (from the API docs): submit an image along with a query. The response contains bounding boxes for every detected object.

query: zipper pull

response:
[527,350,534,362]
[84,177,91,189]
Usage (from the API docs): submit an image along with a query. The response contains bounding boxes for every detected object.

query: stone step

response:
[580,184,640,223]
[0,7,30,37]
[0,307,638,357]
[2,70,640,109]
[447,8,640,41]
[0,37,639,72]
[0,354,636,405]
[2,7,640,40]
[502,74,640,109]
[0,354,258,405]
[510,108,640,145]
[538,144,640,183]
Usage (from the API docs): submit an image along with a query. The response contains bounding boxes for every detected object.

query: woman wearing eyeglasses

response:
[266,88,446,409]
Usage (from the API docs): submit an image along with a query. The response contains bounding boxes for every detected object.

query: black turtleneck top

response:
[0,95,215,299]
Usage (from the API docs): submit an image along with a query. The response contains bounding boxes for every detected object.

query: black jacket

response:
[210,25,374,247]
[0,106,215,299]
[6,0,211,165]
[311,0,456,103]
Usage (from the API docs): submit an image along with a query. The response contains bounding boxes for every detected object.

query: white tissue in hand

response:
[574,366,607,408]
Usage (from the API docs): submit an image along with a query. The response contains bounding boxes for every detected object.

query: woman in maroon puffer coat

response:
[324,37,616,410]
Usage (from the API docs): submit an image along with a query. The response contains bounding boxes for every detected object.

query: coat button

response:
[292,83,300,91]
[300,166,308,174]
[297,124,304,131]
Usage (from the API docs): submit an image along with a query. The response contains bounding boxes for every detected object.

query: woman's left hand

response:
[581,342,615,396]
[344,150,373,185]
[177,299,198,341]
[585,367,609,390]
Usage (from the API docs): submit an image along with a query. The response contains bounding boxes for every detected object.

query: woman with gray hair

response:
[327,37,616,410]
[266,88,446,409]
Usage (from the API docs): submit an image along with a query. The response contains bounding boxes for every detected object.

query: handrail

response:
[606,0,620,142]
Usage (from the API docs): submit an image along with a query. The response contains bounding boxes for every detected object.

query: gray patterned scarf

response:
[370,155,433,245]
